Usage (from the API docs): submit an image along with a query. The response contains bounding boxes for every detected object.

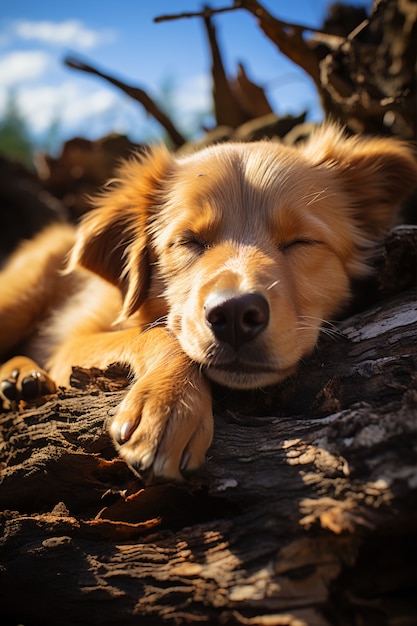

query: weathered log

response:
[36,134,144,219]
[0,227,416,625]
[0,156,67,264]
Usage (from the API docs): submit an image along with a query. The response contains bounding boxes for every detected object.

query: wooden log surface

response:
[0,227,416,626]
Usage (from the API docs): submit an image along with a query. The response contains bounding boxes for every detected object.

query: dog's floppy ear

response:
[68,145,172,320]
[302,125,417,238]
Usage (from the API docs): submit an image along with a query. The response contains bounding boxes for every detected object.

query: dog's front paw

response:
[0,356,57,409]
[109,366,213,482]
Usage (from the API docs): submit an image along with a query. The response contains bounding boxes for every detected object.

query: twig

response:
[154,4,241,23]
[154,1,345,42]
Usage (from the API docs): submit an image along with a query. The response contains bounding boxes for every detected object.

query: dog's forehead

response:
[178,141,298,182]
[170,142,328,223]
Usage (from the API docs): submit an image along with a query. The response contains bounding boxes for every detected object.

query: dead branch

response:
[64,56,186,149]
[154,4,239,23]
[155,2,344,43]
[203,12,250,128]
[156,0,417,139]
[154,2,343,100]
[233,62,273,119]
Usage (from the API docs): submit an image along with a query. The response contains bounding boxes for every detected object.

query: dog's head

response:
[70,126,417,389]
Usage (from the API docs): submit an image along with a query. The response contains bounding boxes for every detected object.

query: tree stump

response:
[1,227,416,626]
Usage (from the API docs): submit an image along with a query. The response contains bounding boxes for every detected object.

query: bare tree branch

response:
[154,3,240,23]
[64,56,186,149]
[154,1,345,42]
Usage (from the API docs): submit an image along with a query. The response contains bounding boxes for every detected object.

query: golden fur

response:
[1,125,416,480]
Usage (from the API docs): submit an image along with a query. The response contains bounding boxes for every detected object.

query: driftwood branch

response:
[1,227,416,625]
[64,56,186,148]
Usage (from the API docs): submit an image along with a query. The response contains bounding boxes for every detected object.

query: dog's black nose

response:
[204,291,269,350]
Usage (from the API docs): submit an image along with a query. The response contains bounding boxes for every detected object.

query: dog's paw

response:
[0,356,57,409]
[109,368,213,482]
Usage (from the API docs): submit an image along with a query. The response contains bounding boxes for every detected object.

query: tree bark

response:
[1,228,416,626]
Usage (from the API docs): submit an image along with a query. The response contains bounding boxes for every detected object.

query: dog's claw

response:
[0,379,18,401]
[118,420,138,443]
[22,375,41,399]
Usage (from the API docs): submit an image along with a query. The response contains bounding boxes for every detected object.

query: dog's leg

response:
[0,224,74,356]
[48,326,213,481]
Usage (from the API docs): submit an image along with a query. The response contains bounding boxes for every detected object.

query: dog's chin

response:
[204,364,295,390]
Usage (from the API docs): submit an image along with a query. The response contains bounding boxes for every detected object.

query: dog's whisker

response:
[298,315,338,326]
[296,316,342,339]
[204,342,218,363]
[142,316,168,331]
[266,280,280,290]
[301,188,338,207]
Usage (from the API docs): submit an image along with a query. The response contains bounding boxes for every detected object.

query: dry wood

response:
[155,0,336,94]
[156,0,417,140]
[233,63,273,120]
[203,12,249,128]
[240,0,417,137]
[36,135,144,220]
[1,227,416,626]
[0,157,67,264]
[203,14,273,128]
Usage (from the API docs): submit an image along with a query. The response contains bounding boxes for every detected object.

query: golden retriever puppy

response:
[0,125,416,480]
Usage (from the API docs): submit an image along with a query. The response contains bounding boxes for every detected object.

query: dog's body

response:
[1,126,416,480]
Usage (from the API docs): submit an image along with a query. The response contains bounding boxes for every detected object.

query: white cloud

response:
[0,59,213,145]
[0,50,51,88]
[11,19,115,49]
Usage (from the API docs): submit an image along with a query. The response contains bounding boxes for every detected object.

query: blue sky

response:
[0,0,371,149]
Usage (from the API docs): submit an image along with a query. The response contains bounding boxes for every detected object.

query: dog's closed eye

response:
[171,232,211,253]
[278,239,323,253]
[180,234,211,251]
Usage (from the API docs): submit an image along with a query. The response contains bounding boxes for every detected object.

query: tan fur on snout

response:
[1,125,416,479]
